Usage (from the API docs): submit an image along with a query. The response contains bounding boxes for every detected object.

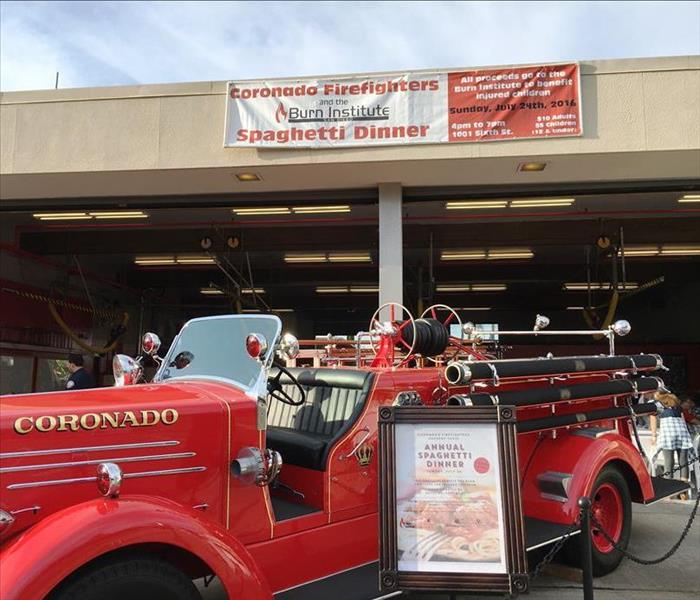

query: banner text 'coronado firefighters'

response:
[224,64,581,148]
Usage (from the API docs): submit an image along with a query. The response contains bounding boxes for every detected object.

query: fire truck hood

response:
[0,381,240,541]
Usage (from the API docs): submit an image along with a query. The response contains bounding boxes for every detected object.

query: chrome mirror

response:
[534,314,550,331]
[278,333,300,360]
[463,321,476,337]
[611,319,631,336]
[141,332,161,356]
[112,354,143,386]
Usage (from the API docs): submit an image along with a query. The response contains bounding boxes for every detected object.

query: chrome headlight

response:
[112,354,143,386]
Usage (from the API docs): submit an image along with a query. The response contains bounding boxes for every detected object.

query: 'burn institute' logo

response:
[275,102,288,123]
[356,443,374,467]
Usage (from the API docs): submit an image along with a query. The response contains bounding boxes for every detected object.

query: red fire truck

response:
[0,305,688,600]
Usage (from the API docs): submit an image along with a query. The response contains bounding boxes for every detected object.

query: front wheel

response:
[49,556,202,600]
[564,465,632,576]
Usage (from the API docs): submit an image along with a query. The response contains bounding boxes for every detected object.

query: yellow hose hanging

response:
[49,301,129,355]
[583,290,619,339]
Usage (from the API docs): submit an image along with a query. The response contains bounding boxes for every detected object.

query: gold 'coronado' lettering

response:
[57,414,80,431]
[35,416,57,432]
[12,409,180,434]
[14,417,34,434]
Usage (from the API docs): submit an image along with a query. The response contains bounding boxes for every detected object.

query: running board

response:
[642,476,690,505]
[274,561,401,600]
[524,516,581,551]
[274,518,581,600]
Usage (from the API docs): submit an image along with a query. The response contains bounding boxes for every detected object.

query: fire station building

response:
[1,55,699,394]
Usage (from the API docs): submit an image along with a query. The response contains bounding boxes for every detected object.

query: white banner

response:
[225,73,448,148]
[224,64,581,148]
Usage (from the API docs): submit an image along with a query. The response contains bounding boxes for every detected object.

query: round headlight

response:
[112,354,143,386]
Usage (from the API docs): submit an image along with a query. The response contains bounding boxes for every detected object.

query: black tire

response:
[49,556,202,600]
[563,465,632,576]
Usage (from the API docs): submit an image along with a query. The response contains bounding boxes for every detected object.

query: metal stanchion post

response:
[578,497,595,600]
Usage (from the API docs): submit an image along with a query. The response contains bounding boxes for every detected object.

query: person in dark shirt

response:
[66,353,96,390]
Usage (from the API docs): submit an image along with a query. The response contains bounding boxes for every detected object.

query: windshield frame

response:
[153,314,281,395]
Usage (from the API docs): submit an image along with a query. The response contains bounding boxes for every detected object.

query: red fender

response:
[0,495,271,600]
[522,431,653,524]
[565,433,653,517]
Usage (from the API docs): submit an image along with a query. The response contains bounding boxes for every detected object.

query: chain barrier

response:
[588,454,699,566]
[529,455,698,581]
[528,520,580,580]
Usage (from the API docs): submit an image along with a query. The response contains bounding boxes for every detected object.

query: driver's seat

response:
[266,368,375,471]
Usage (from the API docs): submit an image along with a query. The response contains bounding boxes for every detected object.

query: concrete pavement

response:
[198,499,699,600]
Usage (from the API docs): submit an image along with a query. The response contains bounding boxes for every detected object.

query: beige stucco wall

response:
[1,56,699,200]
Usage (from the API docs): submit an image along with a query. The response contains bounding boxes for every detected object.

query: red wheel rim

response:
[590,482,623,553]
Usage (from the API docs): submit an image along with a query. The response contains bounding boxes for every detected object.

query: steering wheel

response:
[268,364,306,406]
[420,304,464,363]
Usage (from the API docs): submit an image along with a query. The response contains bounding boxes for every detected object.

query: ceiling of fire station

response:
[3,186,699,337]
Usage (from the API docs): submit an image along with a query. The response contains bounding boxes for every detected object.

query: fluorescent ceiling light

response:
[316,286,351,293]
[660,245,700,255]
[134,256,176,265]
[292,205,351,214]
[284,253,327,263]
[679,194,700,203]
[349,286,379,293]
[510,198,575,207]
[441,249,533,261]
[232,207,290,216]
[436,284,507,292]
[446,200,508,210]
[328,253,371,263]
[441,251,487,261]
[619,246,661,257]
[175,256,216,265]
[471,284,508,291]
[620,244,700,257]
[487,251,534,260]
[518,162,547,172]
[235,172,261,181]
[34,211,149,221]
[241,288,265,294]
[273,308,294,313]
[135,255,214,266]
[566,306,586,310]
[89,211,148,219]
[33,212,92,221]
[200,288,224,295]
[564,282,638,291]
[284,252,371,263]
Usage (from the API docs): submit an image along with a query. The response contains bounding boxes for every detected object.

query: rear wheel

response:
[564,466,632,576]
[50,556,201,600]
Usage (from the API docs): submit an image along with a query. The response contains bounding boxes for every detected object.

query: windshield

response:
[156,315,281,391]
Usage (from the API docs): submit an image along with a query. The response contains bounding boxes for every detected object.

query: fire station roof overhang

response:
[1,56,699,203]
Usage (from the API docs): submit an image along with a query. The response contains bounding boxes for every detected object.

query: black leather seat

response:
[266,368,374,471]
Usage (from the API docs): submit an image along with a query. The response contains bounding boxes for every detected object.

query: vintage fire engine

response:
[0,304,689,600]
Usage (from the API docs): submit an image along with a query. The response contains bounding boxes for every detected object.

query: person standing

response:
[66,353,96,390]
[650,392,692,498]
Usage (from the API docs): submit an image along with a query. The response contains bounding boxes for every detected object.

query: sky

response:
[1,1,699,91]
